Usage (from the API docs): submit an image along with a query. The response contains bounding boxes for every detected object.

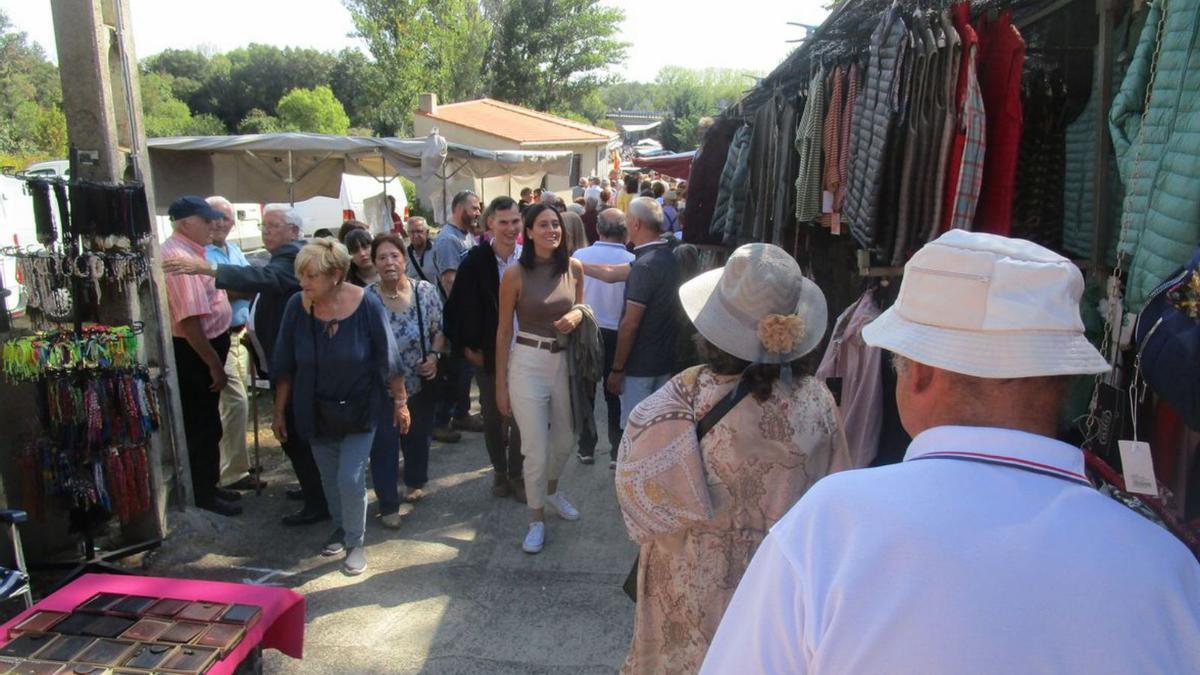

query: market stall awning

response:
[147,132,445,207]
[619,121,662,134]
[632,150,696,181]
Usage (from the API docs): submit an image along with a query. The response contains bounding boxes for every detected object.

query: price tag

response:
[1118,440,1159,496]
[822,191,834,214]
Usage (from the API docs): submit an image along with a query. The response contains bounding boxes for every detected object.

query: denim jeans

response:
[311,429,376,549]
[620,373,672,428]
[370,386,437,516]
[579,328,622,459]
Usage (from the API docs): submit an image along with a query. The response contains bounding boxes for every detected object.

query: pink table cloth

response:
[0,573,305,674]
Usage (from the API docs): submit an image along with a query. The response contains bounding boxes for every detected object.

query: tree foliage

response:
[343,0,492,134]
[485,0,626,115]
[0,10,64,159]
[608,66,756,151]
[276,86,351,135]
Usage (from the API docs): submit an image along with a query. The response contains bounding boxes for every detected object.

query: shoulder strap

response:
[413,282,428,359]
[696,377,751,440]
[408,245,431,282]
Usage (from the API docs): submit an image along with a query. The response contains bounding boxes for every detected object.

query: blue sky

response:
[2,0,831,84]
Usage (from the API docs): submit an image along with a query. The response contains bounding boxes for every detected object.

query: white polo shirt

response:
[572,241,634,330]
[702,425,1200,675]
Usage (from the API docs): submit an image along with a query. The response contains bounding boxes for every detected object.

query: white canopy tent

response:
[147,132,574,224]
[420,137,573,223]
[147,132,443,208]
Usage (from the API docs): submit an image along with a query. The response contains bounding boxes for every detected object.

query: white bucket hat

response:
[679,243,828,363]
[861,230,1110,378]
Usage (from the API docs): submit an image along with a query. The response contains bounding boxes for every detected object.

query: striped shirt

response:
[163,233,232,339]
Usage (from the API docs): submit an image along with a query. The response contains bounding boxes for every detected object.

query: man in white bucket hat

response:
[702,231,1200,674]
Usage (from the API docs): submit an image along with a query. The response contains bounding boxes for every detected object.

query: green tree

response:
[344,0,493,133]
[0,10,63,157]
[485,0,626,115]
[329,48,395,134]
[276,86,350,134]
[33,105,68,156]
[652,67,755,150]
[141,71,229,137]
[237,108,281,134]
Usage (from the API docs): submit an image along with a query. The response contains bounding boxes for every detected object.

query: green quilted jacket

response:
[1109,0,1200,312]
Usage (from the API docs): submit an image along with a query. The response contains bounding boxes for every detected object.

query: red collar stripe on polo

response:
[914,450,1093,487]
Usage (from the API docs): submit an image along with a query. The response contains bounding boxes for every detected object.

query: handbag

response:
[622,376,752,602]
[310,302,372,437]
[413,281,453,396]
[1134,246,1200,431]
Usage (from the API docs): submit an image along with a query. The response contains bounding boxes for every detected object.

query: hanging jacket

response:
[710,124,753,245]
[1109,0,1200,312]
[567,304,604,439]
[815,291,883,469]
[683,116,739,246]
[795,66,826,224]
[845,5,909,249]
[973,9,1026,235]
[1062,12,1142,262]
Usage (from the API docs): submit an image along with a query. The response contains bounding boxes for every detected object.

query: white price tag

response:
[821,191,834,214]
[1118,440,1159,496]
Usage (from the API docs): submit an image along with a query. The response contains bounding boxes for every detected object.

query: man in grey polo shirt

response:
[432,190,485,441]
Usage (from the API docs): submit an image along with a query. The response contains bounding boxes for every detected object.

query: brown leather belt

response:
[515,335,564,353]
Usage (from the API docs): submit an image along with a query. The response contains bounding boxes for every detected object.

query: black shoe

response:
[227,476,268,491]
[281,508,330,526]
[199,497,243,517]
[285,487,305,501]
[577,452,595,465]
[215,487,242,502]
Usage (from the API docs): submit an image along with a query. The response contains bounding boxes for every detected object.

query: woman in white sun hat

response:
[613,242,851,675]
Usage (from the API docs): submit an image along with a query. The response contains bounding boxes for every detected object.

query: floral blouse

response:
[367,280,443,397]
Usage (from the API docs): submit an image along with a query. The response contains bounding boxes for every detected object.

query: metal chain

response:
[1084,0,1168,441]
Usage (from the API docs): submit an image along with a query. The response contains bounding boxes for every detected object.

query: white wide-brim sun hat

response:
[861,229,1111,378]
[679,243,828,363]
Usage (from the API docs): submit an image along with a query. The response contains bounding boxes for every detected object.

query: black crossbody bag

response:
[311,302,372,437]
[622,377,752,602]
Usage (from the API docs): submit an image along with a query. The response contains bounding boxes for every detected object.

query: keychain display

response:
[3,324,142,382]
[3,248,149,326]
[3,325,157,527]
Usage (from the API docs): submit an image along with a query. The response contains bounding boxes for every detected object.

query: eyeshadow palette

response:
[74,639,135,667]
[10,613,68,638]
[32,635,94,663]
[173,604,226,625]
[143,599,189,620]
[119,619,172,643]
[158,645,218,674]
[78,618,133,640]
[121,642,175,670]
[105,596,157,619]
[195,623,244,656]
[76,595,125,615]
[215,604,260,628]
[0,633,57,659]
[8,661,65,675]
[156,623,206,645]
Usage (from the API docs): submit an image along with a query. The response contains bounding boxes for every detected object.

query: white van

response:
[0,175,42,314]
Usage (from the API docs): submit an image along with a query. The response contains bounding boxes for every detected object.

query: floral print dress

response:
[616,366,851,674]
[367,280,443,397]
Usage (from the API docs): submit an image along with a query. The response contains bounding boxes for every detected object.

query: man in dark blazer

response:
[443,196,525,501]
[163,206,329,526]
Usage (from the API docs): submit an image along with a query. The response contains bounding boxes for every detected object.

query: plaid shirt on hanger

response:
[950,53,986,231]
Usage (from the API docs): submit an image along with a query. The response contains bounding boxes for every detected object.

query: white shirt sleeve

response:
[700,533,808,675]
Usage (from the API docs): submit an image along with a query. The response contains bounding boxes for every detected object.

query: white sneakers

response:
[522,493,581,555]
[523,522,545,554]
[545,492,580,521]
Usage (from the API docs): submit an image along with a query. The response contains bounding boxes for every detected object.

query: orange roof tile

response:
[415,98,617,145]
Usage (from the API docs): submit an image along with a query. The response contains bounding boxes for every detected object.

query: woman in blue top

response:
[272,239,407,576]
[365,233,444,528]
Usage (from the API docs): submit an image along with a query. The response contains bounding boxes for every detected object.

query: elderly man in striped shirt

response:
[161,196,240,517]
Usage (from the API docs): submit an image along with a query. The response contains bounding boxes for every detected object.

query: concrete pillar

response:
[49,0,193,540]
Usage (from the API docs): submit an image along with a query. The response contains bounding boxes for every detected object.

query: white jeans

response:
[218,335,251,486]
[620,373,672,427]
[507,334,574,509]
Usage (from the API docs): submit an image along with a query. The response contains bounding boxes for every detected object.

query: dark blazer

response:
[443,242,502,375]
[215,238,303,366]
